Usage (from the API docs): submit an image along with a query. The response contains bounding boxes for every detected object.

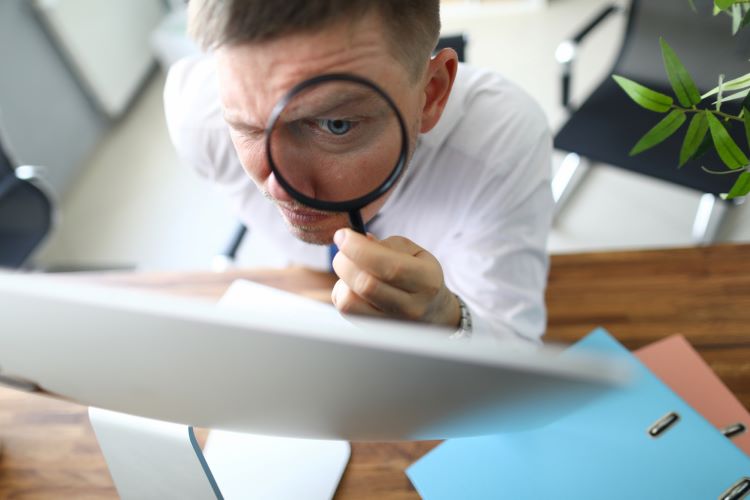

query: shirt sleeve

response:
[163,55,257,221]
[437,83,554,345]
[164,55,219,180]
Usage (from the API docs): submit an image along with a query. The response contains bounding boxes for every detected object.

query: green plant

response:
[613,0,750,199]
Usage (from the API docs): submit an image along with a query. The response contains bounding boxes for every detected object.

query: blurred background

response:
[2,0,748,272]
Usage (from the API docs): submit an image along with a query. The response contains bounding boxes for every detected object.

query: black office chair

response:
[214,33,469,269]
[436,33,468,64]
[553,0,749,244]
[0,134,54,269]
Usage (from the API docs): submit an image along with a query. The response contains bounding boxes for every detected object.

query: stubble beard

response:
[262,190,344,245]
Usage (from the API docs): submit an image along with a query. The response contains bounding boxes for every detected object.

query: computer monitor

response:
[0,274,629,441]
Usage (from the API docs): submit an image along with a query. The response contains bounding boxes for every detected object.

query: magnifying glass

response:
[266,74,409,234]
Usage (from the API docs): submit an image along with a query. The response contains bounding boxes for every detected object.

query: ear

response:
[419,48,459,133]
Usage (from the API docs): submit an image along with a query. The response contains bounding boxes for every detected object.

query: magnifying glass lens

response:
[268,80,403,204]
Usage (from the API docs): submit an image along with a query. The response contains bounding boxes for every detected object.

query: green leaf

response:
[630,110,687,156]
[706,112,750,169]
[741,7,750,30]
[660,38,702,107]
[716,0,735,10]
[741,91,750,112]
[732,3,742,35]
[702,72,750,99]
[691,131,715,161]
[725,171,750,199]
[714,88,750,104]
[743,107,750,149]
[679,113,710,167]
[612,75,673,113]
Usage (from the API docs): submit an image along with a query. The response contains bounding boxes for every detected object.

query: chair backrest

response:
[615,0,750,91]
[436,34,468,63]
[0,135,53,269]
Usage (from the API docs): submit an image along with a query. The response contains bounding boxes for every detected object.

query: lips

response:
[278,205,330,225]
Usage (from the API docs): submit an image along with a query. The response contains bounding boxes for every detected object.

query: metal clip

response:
[721,423,747,440]
[719,477,749,500]
[648,412,680,438]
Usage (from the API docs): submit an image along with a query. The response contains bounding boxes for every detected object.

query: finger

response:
[332,252,417,317]
[333,229,431,292]
[380,236,440,268]
[379,235,421,254]
[331,279,387,317]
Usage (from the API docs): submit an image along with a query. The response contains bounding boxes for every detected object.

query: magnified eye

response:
[317,118,353,135]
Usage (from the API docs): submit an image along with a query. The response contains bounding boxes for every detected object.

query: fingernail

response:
[334,229,345,246]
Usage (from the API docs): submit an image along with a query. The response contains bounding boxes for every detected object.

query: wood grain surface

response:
[1,244,748,499]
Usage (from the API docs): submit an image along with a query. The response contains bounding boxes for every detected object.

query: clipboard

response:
[407,328,750,499]
[636,334,749,455]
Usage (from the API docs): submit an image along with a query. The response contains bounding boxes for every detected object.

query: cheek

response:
[392,93,423,154]
[230,133,269,184]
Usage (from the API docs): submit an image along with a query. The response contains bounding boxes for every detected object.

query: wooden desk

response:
[1,244,749,499]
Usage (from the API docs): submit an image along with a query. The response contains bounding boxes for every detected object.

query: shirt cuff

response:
[463,301,542,348]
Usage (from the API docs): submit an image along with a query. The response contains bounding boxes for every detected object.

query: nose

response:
[266,171,296,203]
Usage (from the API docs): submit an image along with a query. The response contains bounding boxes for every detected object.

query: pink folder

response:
[635,334,750,456]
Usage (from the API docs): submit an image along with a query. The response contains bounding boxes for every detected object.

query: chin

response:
[292,229,334,245]
[284,221,338,245]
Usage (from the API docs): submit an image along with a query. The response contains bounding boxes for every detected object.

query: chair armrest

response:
[15,164,56,212]
[15,165,57,203]
[571,4,621,45]
[15,165,48,186]
[556,4,622,110]
[213,222,248,271]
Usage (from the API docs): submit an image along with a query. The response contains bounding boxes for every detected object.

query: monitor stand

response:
[89,407,350,500]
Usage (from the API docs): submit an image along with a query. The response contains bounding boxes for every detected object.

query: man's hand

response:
[331,228,460,328]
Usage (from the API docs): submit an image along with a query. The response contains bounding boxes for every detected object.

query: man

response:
[165,0,553,343]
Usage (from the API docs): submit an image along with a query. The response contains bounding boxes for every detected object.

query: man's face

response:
[216,11,425,245]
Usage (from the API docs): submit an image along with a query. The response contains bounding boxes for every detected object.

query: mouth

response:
[278,204,332,226]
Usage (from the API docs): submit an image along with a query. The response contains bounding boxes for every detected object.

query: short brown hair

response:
[187,0,441,79]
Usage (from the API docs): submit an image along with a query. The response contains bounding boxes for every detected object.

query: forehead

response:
[215,11,412,127]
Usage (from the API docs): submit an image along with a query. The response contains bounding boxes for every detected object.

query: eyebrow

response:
[223,115,265,133]
[282,89,383,122]
[223,88,388,130]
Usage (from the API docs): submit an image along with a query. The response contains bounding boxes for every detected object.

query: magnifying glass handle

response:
[348,210,367,235]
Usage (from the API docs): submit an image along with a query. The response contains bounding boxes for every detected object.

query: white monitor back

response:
[0,275,629,441]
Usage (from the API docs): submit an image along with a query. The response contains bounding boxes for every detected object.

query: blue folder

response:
[407,328,750,499]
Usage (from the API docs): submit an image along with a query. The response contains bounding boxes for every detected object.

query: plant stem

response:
[677,106,742,122]
[702,166,746,175]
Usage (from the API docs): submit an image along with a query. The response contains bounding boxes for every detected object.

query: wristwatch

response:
[449,294,473,340]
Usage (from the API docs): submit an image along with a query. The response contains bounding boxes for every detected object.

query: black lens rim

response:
[265,73,409,212]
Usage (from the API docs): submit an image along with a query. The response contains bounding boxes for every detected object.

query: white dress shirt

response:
[164,55,554,344]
